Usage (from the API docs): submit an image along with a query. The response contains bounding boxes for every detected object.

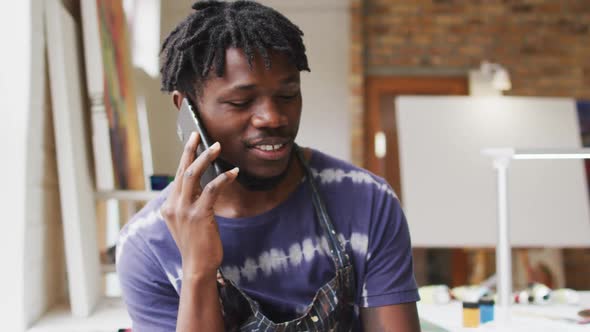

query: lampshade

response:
[480,61,512,91]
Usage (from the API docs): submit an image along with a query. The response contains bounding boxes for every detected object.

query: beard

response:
[216,150,294,191]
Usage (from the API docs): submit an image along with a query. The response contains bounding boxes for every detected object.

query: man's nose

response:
[251,98,288,128]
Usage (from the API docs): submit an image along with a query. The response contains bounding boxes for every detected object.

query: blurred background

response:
[1,0,589,331]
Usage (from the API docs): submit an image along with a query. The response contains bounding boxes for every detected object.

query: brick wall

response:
[349,0,590,289]
[364,0,590,97]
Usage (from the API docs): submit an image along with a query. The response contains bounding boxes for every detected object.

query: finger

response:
[181,141,222,203]
[173,131,201,197]
[195,167,239,210]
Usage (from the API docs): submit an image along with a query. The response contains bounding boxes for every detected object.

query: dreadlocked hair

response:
[160,0,310,98]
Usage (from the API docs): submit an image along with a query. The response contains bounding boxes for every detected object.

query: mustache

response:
[243,129,295,146]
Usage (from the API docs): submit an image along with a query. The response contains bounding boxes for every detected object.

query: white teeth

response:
[257,144,284,151]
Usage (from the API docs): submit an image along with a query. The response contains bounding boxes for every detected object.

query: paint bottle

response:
[479,299,494,323]
[529,283,551,304]
[462,302,480,328]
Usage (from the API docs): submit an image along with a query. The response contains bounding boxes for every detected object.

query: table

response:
[418,291,590,332]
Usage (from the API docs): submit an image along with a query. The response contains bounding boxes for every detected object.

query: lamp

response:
[481,148,590,323]
[480,61,512,91]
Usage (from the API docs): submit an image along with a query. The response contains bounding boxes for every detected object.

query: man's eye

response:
[227,100,252,107]
[279,93,299,100]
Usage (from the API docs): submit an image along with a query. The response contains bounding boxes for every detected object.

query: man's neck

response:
[214,148,311,219]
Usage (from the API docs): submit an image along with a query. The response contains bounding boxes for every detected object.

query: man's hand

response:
[161,131,238,332]
[161,131,239,279]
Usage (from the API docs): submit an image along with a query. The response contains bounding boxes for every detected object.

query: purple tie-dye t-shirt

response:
[116,149,419,331]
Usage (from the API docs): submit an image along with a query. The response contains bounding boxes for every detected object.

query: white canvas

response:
[45,0,101,316]
[396,96,590,247]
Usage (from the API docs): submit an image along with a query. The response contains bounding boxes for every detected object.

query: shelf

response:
[101,263,116,274]
[95,190,161,202]
[28,297,131,332]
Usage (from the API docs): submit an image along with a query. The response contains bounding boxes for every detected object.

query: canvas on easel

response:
[396,96,590,248]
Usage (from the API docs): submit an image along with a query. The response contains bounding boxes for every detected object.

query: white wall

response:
[151,0,351,175]
[0,1,67,330]
[0,1,32,330]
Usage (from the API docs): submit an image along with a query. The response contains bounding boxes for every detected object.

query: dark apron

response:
[217,146,356,332]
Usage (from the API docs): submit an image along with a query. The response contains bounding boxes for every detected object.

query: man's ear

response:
[171,91,184,110]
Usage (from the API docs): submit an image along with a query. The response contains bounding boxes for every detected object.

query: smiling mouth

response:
[254,143,285,151]
[247,140,292,161]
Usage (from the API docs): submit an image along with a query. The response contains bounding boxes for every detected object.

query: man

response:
[117,1,421,331]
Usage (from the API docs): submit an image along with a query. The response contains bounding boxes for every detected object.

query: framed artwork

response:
[82,0,145,190]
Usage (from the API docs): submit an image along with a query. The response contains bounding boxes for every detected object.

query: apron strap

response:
[295,145,351,269]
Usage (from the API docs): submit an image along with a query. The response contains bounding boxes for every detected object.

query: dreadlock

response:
[160,0,310,98]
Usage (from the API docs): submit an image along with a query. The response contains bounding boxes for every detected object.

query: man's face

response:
[195,48,302,179]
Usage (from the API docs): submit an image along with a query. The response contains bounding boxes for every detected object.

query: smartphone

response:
[176,98,222,188]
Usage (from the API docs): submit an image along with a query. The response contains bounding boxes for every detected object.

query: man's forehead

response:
[205,48,300,84]
[227,75,300,91]
[222,48,298,73]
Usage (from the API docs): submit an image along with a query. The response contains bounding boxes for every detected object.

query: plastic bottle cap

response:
[463,302,479,309]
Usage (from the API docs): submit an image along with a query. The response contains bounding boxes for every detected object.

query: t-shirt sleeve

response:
[359,184,420,307]
[116,235,179,331]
